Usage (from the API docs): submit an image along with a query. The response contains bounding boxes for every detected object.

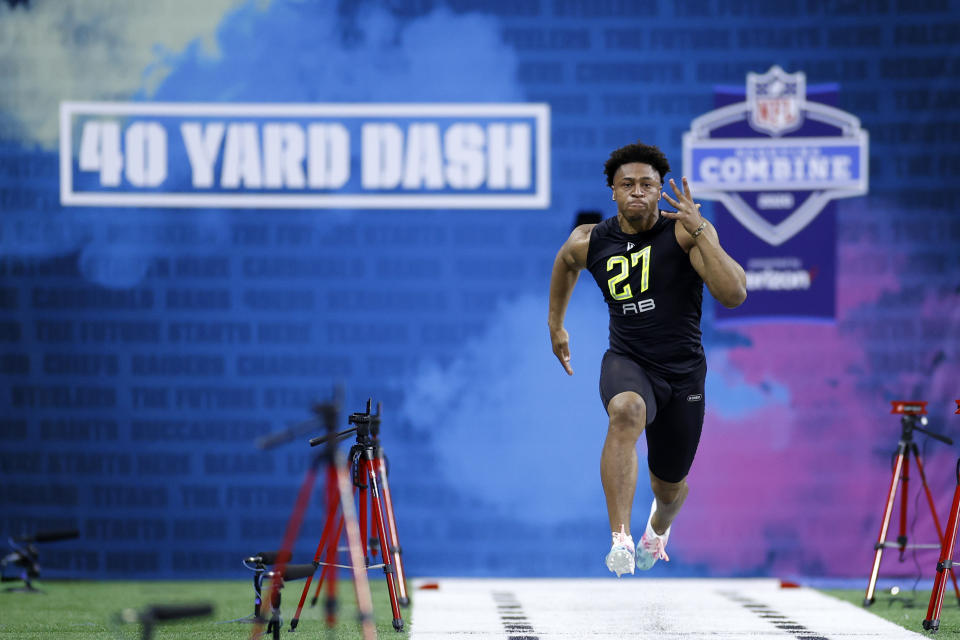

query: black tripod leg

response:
[267,589,282,640]
[897,450,911,558]
[254,570,263,618]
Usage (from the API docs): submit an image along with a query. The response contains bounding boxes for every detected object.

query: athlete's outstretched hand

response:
[660,176,704,237]
[550,327,574,375]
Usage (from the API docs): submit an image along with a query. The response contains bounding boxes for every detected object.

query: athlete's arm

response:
[685,222,747,308]
[548,224,593,375]
[661,177,747,309]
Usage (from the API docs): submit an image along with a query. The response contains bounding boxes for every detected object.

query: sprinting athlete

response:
[548,141,746,576]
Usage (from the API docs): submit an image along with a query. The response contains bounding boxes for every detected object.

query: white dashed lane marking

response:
[408,578,925,639]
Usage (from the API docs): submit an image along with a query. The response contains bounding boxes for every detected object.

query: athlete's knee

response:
[607,392,646,435]
[650,472,688,504]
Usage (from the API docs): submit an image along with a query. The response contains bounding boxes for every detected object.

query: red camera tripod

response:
[864,402,959,608]
[924,457,960,631]
[924,403,960,631]
[289,399,409,633]
[249,397,377,640]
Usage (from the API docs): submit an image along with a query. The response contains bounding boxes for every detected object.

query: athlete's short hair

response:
[603,142,671,187]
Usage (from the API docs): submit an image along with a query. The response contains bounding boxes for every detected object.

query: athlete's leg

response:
[648,470,689,535]
[598,351,659,537]
[601,391,646,535]
[641,361,705,541]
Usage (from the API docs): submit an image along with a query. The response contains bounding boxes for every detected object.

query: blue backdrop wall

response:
[1,0,959,581]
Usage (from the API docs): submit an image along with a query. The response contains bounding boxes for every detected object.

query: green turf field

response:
[823,588,960,636]
[0,579,409,639]
[4,580,960,638]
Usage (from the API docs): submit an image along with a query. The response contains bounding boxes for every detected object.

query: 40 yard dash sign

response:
[59,102,550,209]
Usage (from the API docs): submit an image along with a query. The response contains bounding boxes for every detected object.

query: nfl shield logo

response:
[747,66,805,136]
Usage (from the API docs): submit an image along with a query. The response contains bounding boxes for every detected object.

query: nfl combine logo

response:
[682,65,869,248]
[682,66,870,321]
[747,66,804,137]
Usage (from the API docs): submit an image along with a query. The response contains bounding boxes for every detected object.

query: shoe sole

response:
[605,548,635,577]
[635,551,659,571]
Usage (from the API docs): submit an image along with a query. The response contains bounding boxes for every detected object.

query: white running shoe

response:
[604,524,635,577]
[636,499,670,571]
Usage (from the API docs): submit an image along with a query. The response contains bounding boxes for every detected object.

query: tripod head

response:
[243,550,292,571]
[257,386,345,450]
[900,415,953,446]
[2,529,79,591]
[312,386,344,433]
[309,398,383,448]
[892,401,954,446]
[348,399,382,442]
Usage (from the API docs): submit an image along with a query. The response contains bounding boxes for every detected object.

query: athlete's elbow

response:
[720,285,747,309]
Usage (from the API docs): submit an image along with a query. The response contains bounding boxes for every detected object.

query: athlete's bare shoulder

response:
[559,223,595,269]
[570,223,595,243]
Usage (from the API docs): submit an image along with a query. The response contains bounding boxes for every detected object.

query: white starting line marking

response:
[408,578,925,639]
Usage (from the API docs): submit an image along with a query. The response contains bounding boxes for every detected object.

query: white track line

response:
[408,578,925,639]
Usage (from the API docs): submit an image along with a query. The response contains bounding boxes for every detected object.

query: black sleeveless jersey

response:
[585,214,705,377]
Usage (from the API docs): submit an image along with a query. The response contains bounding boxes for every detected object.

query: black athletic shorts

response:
[598,350,707,483]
